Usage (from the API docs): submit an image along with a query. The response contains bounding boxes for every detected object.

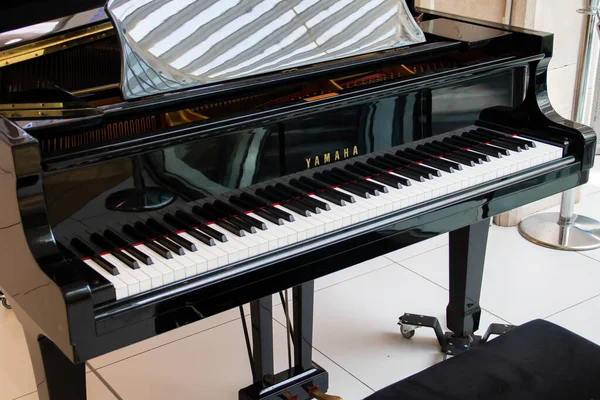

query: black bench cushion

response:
[366,319,600,400]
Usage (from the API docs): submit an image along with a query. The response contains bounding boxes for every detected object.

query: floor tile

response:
[97,316,372,400]
[0,307,36,400]
[275,262,504,392]
[546,295,600,345]
[399,225,600,324]
[270,256,397,308]
[383,234,448,264]
[13,372,117,400]
[89,306,249,369]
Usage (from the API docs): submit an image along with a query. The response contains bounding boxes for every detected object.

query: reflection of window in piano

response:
[430,71,513,136]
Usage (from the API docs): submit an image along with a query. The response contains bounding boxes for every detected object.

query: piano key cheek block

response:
[0,0,595,399]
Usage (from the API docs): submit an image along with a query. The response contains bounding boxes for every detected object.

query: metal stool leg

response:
[519,189,600,250]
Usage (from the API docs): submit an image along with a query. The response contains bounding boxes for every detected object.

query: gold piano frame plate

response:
[0,22,114,68]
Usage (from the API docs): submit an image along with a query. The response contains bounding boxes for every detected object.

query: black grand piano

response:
[0,0,595,399]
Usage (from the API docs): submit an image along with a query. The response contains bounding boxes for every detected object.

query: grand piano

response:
[0,1,595,399]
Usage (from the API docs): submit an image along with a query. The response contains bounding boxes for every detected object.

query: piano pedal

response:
[398,313,515,359]
[308,388,343,400]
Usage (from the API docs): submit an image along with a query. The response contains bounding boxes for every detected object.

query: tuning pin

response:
[309,388,343,400]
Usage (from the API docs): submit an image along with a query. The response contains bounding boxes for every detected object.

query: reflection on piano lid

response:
[107,0,426,99]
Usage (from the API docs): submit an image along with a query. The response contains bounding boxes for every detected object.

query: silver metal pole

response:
[518,0,600,251]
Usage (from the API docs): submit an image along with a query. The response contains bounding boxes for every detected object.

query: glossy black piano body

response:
[0,2,596,399]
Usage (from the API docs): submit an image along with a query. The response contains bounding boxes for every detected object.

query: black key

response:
[70,237,97,257]
[419,144,476,167]
[229,196,285,225]
[353,162,412,187]
[122,224,173,259]
[322,171,379,196]
[382,153,409,167]
[275,183,331,211]
[104,229,153,265]
[458,134,511,156]
[134,221,186,255]
[443,137,504,159]
[391,152,442,177]
[463,131,522,152]
[133,221,186,255]
[383,153,436,178]
[289,179,346,206]
[265,186,320,214]
[404,148,462,171]
[239,193,295,222]
[368,156,396,170]
[192,206,246,237]
[204,203,257,234]
[71,238,120,275]
[314,172,371,199]
[90,233,140,269]
[256,188,311,217]
[147,218,198,251]
[396,149,453,174]
[432,140,490,163]
[175,210,228,242]
[332,167,388,194]
[163,213,216,246]
[345,164,402,189]
[213,200,268,231]
[475,128,534,148]
[371,156,427,181]
[298,177,356,204]
[431,141,486,164]
[230,214,258,234]
[327,169,380,196]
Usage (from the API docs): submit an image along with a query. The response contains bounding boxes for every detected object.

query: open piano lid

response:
[106,0,426,99]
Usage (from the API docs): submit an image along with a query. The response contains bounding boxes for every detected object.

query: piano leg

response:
[399,218,513,356]
[446,218,489,337]
[293,281,314,371]
[250,295,274,384]
[25,333,86,400]
[240,280,331,400]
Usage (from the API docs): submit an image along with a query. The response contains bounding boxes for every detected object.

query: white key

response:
[205,224,243,262]
[133,244,175,284]
[142,242,186,281]
[100,253,142,294]
[124,249,163,289]
[253,213,298,246]
[275,206,315,238]
[210,224,251,260]
[178,232,219,270]
[84,259,128,300]
[247,213,287,250]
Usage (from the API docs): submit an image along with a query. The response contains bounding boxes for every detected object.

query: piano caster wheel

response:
[1,297,11,310]
[399,323,416,339]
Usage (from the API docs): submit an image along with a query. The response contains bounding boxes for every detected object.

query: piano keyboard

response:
[65,128,564,300]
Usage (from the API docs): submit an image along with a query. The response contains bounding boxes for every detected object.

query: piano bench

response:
[366,319,600,400]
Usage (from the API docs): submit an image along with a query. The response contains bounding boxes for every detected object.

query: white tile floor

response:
[2,164,600,400]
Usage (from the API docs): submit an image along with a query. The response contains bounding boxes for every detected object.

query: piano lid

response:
[106,0,426,99]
